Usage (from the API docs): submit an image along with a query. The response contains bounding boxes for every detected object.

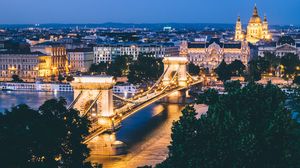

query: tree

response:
[108,55,132,77]
[0,98,93,168]
[245,59,262,82]
[215,60,231,82]
[224,80,242,92]
[188,63,200,76]
[66,75,75,82]
[195,89,219,105]
[280,53,300,77]
[51,74,56,82]
[128,55,163,84]
[257,57,271,73]
[58,73,65,83]
[228,60,245,76]
[158,83,300,168]
[264,52,280,74]
[89,63,109,74]
[156,106,198,168]
[11,74,23,82]
[0,105,41,167]
[294,76,300,85]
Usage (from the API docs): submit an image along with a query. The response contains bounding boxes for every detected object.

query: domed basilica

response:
[235,5,271,43]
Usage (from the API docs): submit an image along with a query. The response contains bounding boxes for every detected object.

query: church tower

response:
[234,4,271,43]
[235,16,244,41]
[262,15,270,40]
[246,5,263,43]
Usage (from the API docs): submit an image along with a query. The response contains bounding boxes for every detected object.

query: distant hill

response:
[0,23,297,30]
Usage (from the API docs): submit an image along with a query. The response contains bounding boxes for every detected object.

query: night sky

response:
[0,0,299,25]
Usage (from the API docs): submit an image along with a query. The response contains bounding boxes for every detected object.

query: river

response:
[0,91,208,168]
[0,91,74,112]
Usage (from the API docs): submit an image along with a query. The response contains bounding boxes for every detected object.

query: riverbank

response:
[0,82,73,92]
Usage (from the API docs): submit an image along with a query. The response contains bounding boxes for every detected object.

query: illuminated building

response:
[182,38,250,70]
[0,52,43,82]
[93,43,175,63]
[31,42,69,78]
[234,16,244,41]
[37,55,52,81]
[258,36,300,57]
[67,48,94,73]
[235,5,271,43]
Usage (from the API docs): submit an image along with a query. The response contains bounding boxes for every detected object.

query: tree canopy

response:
[280,53,300,77]
[0,98,97,168]
[89,55,132,77]
[157,82,300,168]
[215,60,231,82]
[128,55,163,84]
[215,59,245,82]
[11,74,23,82]
[188,63,200,76]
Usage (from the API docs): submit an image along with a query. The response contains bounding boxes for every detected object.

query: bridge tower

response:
[70,76,126,156]
[70,76,116,128]
[162,56,189,87]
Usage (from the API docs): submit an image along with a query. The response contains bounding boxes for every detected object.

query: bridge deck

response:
[83,79,202,144]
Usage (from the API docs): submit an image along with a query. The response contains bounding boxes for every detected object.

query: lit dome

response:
[249,6,262,24]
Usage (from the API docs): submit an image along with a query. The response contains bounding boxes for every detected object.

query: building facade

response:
[0,52,42,82]
[67,48,94,73]
[31,42,69,77]
[37,55,53,81]
[235,5,271,43]
[93,43,175,63]
[258,36,300,58]
[113,84,137,94]
[183,38,250,70]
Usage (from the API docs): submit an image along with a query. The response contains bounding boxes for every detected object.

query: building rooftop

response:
[0,51,45,55]
[95,42,174,47]
[188,38,242,49]
[277,36,296,46]
[33,41,63,47]
[67,48,93,52]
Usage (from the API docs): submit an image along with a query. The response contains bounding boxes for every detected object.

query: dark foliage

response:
[157,83,300,168]
[188,63,200,76]
[128,55,163,84]
[11,74,23,82]
[0,98,93,168]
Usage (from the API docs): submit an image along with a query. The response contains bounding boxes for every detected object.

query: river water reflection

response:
[89,103,184,168]
[0,91,73,112]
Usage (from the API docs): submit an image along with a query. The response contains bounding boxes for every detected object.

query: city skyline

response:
[1,0,299,25]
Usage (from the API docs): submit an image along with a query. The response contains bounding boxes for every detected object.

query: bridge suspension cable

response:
[125,65,170,102]
[113,94,138,104]
[186,72,197,81]
[81,91,102,117]
[68,91,83,110]
[143,65,170,94]
[128,67,180,104]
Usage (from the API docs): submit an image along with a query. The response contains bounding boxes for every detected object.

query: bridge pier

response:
[159,89,188,104]
[88,133,126,156]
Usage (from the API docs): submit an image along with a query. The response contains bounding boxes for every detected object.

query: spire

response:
[253,4,259,17]
[264,14,267,22]
[237,15,241,22]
